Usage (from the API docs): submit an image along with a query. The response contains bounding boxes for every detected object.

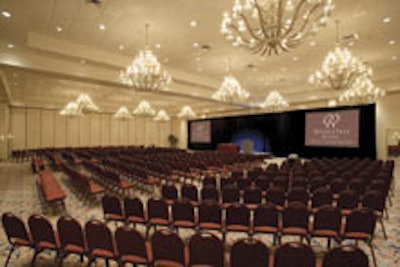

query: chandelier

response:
[113,106,133,120]
[132,100,156,117]
[59,102,83,117]
[59,93,99,117]
[177,105,196,119]
[119,23,172,90]
[154,109,170,121]
[221,0,334,56]
[338,75,385,104]
[260,90,289,110]
[0,132,14,142]
[309,20,372,90]
[212,60,249,102]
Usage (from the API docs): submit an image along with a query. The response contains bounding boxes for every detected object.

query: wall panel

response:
[66,117,79,147]
[100,114,111,146]
[41,110,55,148]
[110,118,119,146]
[79,115,91,146]
[119,119,129,145]
[128,118,137,145]
[54,114,67,147]
[90,114,101,146]
[136,117,145,145]
[11,108,26,150]
[26,109,41,148]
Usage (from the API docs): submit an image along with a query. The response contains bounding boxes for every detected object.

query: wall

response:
[376,92,400,160]
[0,103,10,159]
[10,107,174,151]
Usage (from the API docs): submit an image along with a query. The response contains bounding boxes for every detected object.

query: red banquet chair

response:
[2,212,33,267]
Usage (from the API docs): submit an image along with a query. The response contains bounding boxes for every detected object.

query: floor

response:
[0,159,399,267]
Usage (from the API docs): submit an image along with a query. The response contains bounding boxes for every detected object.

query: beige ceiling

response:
[0,0,399,118]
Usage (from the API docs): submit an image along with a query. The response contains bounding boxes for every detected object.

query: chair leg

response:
[368,242,378,267]
[4,245,15,267]
[380,217,388,239]
[31,250,41,267]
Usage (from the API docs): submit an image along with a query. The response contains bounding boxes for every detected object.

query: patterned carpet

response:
[0,159,399,267]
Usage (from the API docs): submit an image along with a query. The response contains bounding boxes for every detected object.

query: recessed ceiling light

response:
[389,40,396,45]
[155,43,161,49]
[163,58,169,63]
[56,26,63,32]
[1,10,11,18]
[309,41,316,47]
[190,20,197,27]
[348,41,355,47]
[382,17,391,24]
[118,44,125,51]
[195,57,201,61]
[292,56,299,62]
[98,23,106,30]
[392,56,398,61]
[192,42,199,48]
[6,43,14,49]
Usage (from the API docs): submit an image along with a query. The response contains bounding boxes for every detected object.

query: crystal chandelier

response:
[177,105,196,119]
[59,102,83,117]
[59,93,98,117]
[113,106,133,120]
[260,90,289,110]
[0,132,14,142]
[76,93,99,113]
[309,20,372,90]
[154,109,170,121]
[212,60,249,102]
[119,24,172,90]
[221,0,334,56]
[338,75,385,104]
[132,100,156,117]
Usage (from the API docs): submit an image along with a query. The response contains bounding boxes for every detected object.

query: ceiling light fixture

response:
[220,0,334,56]
[132,100,156,117]
[120,23,172,91]
[6,43,14,49]
[260,90,289,111]
[154,109,170,121]
[190,20,197,27]
[59,102,83,117]
[382,17,391,24]
[1,10,11,18]
[212,59,249,102]
[59,93,99,117]
[56,26,63,32]
[338,75,385,104]
[177,105,196,119]
[309,20,372,91]
[113,106,133,119]
[98,23,106,30]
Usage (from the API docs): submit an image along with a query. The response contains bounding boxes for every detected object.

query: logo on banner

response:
[322,113,341,129]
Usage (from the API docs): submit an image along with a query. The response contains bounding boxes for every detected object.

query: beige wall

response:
[376,92,400,160]
[4,92,400,160]
[0,103,10,159]
[9,107,174,151]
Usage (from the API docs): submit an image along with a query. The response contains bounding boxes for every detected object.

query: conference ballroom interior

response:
[0,0,400,267]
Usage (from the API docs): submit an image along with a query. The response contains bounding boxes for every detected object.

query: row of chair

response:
[36,170,66,213]
[102,196,379,267]
[2,212,371,267]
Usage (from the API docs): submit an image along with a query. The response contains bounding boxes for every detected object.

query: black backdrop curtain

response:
[188,104,376,159]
